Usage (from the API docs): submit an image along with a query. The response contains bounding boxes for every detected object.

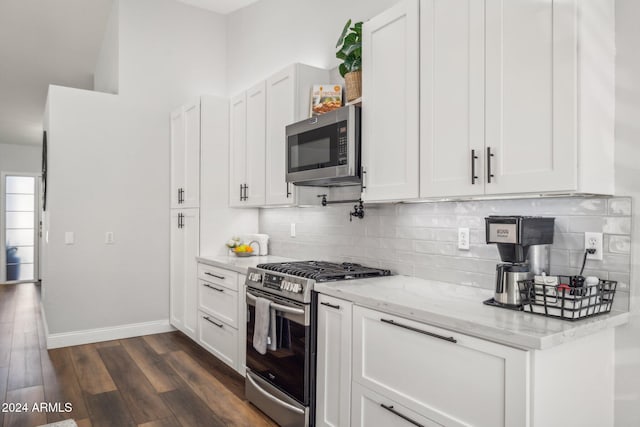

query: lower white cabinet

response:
[198,311,238,369]
[351,382,441,427]
[195,263,246,376]
[169,208,199,339]
[316,295,353,427]
[351,306,528,427]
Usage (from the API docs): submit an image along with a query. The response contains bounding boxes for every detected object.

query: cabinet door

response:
[352,382,441,427]
[420,0,485,198]
[316,295,352,427]
[169,208,199,338]
[182,209,200,338]
[361,0,420,202]
[484,0,575,194]
[182,101,201,208]
[245,82,267,206]
[237,274,247,376]
[229,93,247,207]
[266,66,296,206]
[352,306,528,427]
[170,109,185,209]
[169,211,185,329]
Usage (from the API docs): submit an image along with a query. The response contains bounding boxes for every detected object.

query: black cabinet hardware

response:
[203,316,224,328]
[362,167,367,190]
[471,149,479,185]
[380,404,425,427]
[286,182,292,198]
[381,318,457,343]
[320,301,341,310]
[204,272,225,280]
[204,283,224,292]
[487,146,495,183]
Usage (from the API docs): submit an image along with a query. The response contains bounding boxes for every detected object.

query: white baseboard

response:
[46,319,176,349]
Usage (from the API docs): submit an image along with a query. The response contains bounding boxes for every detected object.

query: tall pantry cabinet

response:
[170,96,259,340]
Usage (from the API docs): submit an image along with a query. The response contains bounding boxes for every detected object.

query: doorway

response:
[1,173,40,284]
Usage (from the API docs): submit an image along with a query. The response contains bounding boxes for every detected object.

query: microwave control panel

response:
[338,125,348,165]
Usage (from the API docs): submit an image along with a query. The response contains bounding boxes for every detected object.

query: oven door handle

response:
[246,291,305,315]
[246,373,305,415]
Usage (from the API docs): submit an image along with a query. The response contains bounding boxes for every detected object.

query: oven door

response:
[246,287,312,405]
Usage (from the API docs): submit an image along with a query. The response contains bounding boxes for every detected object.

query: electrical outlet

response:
[105,232,115,244]
[584,232,603,261]
[290,223,296,238]
[458,227,470,250]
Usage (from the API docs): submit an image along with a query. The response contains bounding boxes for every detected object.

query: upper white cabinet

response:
[170,100,201,208]
[419,0,485,198]
[361,0,420,202]
[229,83,267,207]
[366,0,614,200]
[265,64,329,206]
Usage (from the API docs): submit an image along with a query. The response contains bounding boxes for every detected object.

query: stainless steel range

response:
[244,261,390,427]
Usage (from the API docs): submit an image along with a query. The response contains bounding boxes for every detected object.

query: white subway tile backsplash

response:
[609,198,632,216]
[260,197,631,310]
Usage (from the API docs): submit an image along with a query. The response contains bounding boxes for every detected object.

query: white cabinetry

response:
[361,0,420,202]
[351,306,528,427]
[265,64,329,206]
[230,82,267,207]
[365,0,614,201]
[196,263,246,375]
[170,208,199,338]
[170,100,200,208]
[316,295,352,427]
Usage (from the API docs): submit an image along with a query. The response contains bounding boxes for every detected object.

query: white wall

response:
[42,0,228,338]
[94,0,119,94]
[225,0,399,96]
[0,143,41,174]
[614,0,640,424]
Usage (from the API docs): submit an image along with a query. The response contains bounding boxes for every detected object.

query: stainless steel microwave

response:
[285,105,361,186]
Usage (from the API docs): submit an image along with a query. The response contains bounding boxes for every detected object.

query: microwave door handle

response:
[246,291,305,315]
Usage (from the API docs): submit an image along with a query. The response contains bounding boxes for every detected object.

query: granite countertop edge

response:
[314,277,629,351]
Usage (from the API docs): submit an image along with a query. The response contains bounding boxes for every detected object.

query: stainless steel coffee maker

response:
[485,216,555,307]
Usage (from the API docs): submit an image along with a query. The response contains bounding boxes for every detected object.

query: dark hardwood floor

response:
[0,283,277,427]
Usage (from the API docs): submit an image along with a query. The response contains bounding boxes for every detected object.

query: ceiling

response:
[0,0,258,147]
[0,0,114,146]
[176,0,259,15]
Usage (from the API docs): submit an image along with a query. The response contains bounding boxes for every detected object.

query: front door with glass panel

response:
[2,174,38,283]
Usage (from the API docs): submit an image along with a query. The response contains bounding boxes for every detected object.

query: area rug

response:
[38,420,77,427]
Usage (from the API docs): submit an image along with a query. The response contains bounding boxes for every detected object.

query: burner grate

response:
[257,261,391,282]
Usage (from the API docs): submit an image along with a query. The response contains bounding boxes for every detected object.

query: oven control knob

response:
[293,283,302,293]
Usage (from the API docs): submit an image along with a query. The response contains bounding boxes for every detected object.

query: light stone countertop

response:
[314,275,629,350]
[197,254,296,275]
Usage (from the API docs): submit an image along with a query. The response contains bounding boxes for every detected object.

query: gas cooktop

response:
[256,261,391,282]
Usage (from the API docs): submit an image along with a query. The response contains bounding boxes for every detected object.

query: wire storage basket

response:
[518,275,617,321]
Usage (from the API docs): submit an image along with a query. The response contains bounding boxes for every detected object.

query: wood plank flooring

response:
[0,283,278,427]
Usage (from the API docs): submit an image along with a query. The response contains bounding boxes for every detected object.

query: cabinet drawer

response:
[198,280,238,328]
[197,264,238,291]
[352,306,527,427]
[352,382,441,427]
[198,311,238,369]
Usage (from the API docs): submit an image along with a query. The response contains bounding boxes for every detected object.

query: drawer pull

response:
[203,316,224,328]
[380,318,457,344]
[320,301,341,310]
[204,272,225,280]
[380,404,425,427]
[204,283,224,292]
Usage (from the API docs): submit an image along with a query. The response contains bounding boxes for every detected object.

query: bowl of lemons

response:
[232,243,255,257]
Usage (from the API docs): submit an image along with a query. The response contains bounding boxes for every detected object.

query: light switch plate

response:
[105,232,115,244]
[64,232,74,245]
[290,223,296,238]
